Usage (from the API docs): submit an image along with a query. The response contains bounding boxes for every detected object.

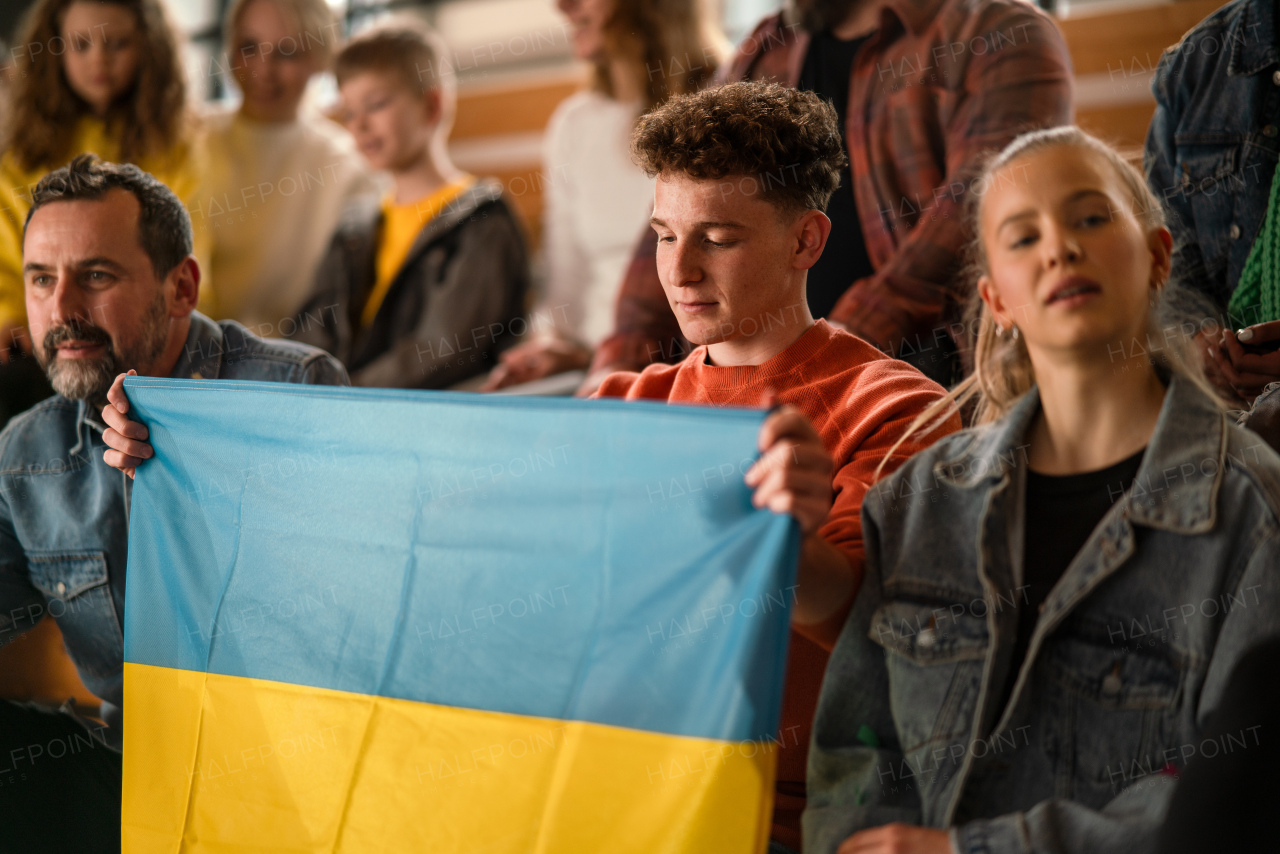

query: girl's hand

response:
[1220,321,1280,403]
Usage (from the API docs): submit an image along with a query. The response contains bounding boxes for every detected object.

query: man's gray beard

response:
[40,293,171,406]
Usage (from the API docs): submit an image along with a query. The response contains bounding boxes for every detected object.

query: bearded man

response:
[0,155,346,849]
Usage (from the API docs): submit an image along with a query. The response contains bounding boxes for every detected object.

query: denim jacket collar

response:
[933,374,1225,535]
[1228,0,1278,78]
[171,312,228,381]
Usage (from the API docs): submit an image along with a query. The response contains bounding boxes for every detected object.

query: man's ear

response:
[793,210,831,271]
[167,255,200,317]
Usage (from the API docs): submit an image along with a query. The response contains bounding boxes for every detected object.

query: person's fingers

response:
[1213,346,1246,387]
[1222,328,1245,362]
[102,426,153,460]
[106,371,136,415]
[1236,319,1280,346]
[1230,370,1280,389]
[745,440,831,486]
[574,368,612,398]
[100,401,149,441]
[102,448,140,478]
[750,460,831,504]
[479,366,512,392]
[749,453,832,533]
[1203,346,1243,399]
[836,827,882,854]
[1228,348,1280,377]
[1216,353,1276,397]
[757,406,821,452]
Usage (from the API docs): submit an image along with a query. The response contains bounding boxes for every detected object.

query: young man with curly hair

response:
[102,80,961,854]
[593,80,962,852]
[569,0,1074,393]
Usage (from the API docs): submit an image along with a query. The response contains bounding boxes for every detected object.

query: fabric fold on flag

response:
[121,377,800,852]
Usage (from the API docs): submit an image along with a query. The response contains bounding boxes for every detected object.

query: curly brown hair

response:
[4,0,188,173]
[631,81,847,215]
[596,0,726,110]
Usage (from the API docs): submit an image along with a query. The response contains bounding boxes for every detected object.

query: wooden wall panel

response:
[1076,103,1158,154]
[1058,0,1227,77]
[453,75,584,141]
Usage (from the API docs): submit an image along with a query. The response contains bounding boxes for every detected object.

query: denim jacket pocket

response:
[870,599,989,793]
[26,550,123,682]
[1041,635,1181,804]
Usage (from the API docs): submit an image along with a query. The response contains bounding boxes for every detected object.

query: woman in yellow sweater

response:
[0,0,206,366]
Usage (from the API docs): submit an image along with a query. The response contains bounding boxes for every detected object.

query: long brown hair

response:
[4,0,188,173]
[877,126,1222,476]
[595,0,727,110]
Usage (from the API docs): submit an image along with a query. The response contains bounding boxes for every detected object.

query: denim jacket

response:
[1144,0,1280,317]
[805,375,1280,854]
[0,313,346,747]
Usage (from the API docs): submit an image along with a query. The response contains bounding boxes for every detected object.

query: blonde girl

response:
[807,127,1280,854]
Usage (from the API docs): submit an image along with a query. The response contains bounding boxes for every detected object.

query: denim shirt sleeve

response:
[297,351,351,387]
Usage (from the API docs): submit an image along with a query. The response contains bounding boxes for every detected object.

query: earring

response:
[1011,324,1020,342]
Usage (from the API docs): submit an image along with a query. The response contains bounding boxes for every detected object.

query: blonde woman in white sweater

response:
[482,0,725,390]
[200,0,378,333]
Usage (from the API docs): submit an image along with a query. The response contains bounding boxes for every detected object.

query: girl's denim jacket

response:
[805,376,1280,854]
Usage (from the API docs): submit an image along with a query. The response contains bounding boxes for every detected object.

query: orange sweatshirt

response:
[596,319,961,850]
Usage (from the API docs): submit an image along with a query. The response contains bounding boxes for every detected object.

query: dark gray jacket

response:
[291,179,530,389]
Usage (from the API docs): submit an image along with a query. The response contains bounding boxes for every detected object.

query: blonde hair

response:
[224,0,339,70]
[879,126,1222,475]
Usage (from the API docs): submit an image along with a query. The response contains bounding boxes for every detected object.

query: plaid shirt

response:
[591,0,1073,374]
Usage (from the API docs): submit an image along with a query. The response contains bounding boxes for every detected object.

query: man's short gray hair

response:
[24,153,194,281]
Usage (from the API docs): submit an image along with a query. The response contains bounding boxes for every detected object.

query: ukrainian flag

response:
[121,378,799,852]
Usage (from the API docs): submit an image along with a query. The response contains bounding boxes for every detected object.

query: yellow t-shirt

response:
[0,116,211,330]
[364,176,474,329]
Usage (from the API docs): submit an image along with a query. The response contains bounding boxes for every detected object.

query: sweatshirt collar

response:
[688,318,833,389]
